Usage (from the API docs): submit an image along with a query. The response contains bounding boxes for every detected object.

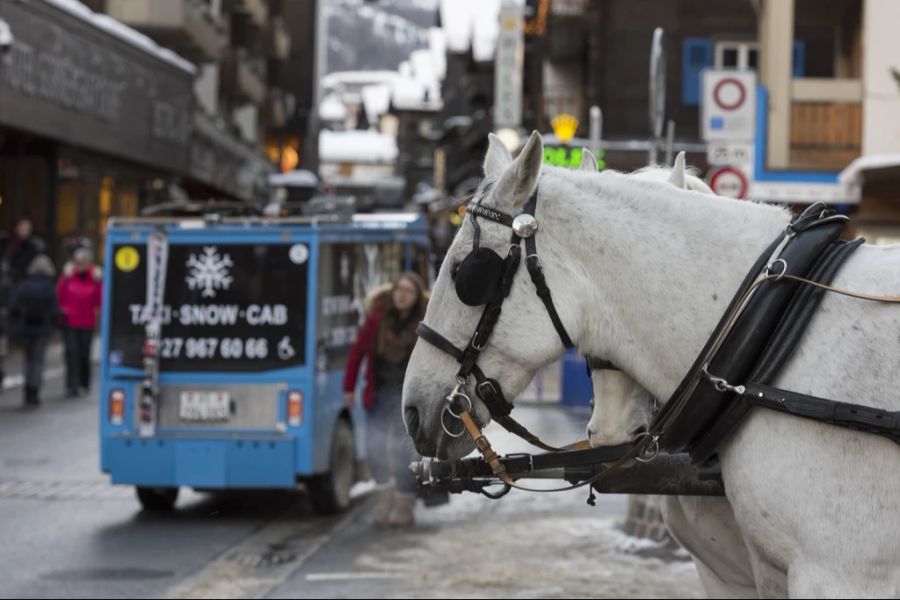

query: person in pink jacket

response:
[57,248,102,398]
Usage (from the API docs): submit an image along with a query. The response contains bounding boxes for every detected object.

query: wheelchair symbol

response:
[278,336,296,360]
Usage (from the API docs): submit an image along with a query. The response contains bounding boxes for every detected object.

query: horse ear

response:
[578,149,598,172]
[668,151,687,189]
[495,130,543,209]
[483,133,513,178]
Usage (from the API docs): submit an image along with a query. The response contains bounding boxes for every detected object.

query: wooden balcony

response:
[106,0,227,62]
[787,78,862,171]
[790,102,861,171]
[221,49,267,106]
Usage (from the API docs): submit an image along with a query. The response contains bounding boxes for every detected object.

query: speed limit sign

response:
[709,166,749,199]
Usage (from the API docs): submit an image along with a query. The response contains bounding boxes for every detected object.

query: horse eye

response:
[451,262,460,281]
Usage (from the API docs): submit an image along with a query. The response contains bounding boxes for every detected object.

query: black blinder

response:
[455,247,505,306]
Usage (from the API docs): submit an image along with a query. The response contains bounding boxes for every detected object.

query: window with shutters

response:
[714,41,759,71]
[681,38,713,106]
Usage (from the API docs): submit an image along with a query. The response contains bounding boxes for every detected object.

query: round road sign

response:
[709,166,749,199]
[713,77,747,111]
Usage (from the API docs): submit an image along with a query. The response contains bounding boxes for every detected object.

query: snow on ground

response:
[348,405,706,598]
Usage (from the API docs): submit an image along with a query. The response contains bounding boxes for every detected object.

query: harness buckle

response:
[701,366,747,395]
[764,258,788,280]
[471,331,487,350]
[634,432,660,463]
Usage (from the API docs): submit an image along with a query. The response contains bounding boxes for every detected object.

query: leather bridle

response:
[416,187,577,452]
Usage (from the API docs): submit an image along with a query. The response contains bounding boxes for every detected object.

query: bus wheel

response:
[308,419,355,515]
[136,486,179,511]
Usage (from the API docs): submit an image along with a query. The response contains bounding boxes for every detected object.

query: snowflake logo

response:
[185,246,233,298]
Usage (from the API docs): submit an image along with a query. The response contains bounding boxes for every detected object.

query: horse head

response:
[587,368,657,446]
[402,131,581,459]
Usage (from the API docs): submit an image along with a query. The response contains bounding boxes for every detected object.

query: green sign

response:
[543,146,606,170]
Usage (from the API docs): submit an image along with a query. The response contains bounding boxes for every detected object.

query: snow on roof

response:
[43,0,196,75]
[410,49,437,84]
[361,4,429,48]
[839,154,900,187]
[439,0,503,60]
[391,74,442,112]
[405,0,440,11]
[428,27,447,80]
[440,0,474,53]
[269,170,319,187]
[321,71,402,92]
[320,130,398,164]
[319,93,349,122]
[472,0,501,62]
[390,48,442,112]
[361,84,392,122]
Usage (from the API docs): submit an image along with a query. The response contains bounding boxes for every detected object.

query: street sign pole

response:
[589,105,602,159]
[495,2,525,130]
[664,119,675,166]
[648,27,666,166]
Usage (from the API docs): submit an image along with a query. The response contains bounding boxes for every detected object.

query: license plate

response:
[179,391,231,422]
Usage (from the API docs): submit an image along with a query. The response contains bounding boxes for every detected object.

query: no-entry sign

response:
[702,70,757,142]
[709,165,749,199]
[713,77,747,111]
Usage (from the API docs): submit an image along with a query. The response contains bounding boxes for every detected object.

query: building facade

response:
[1,0,317,261]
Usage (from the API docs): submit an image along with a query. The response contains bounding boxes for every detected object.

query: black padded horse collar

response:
[645,202,900,464]
[417,187,575,450]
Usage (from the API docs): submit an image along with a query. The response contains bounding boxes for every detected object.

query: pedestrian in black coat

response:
[2,220,46,286]
[8,255,59,407]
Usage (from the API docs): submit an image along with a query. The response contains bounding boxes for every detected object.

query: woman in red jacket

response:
[343,272,427,527]
[57,248,102,398]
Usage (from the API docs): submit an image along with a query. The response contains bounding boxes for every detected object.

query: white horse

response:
[588,368,757,599]
[585,157,758,599]
[403,131,900,597]
[583,150,716,445]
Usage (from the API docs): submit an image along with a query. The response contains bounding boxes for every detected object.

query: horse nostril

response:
[631,425,648,437]
[404,406,421,438]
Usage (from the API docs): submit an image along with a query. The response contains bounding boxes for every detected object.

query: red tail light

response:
[109,389,125,425]
[288,391,303,427]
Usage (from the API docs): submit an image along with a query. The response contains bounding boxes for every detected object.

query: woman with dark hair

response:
[343,272,428,527]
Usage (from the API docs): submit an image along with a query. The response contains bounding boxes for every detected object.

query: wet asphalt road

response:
[0,348,702,598]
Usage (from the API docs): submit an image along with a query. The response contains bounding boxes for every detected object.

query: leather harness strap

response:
[744,383,900,445]
[773,274,900,303]
[459,409,648,493]
[417,321,567,451]
[418,187,582,453]
[524,233,574,348]
[652,202,900,465]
